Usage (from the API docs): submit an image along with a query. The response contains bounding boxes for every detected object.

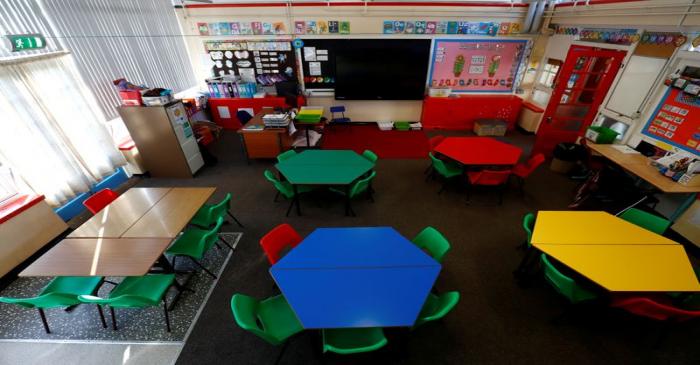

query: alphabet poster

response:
[428,39,527,93]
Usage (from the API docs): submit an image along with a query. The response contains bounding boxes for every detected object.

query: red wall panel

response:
[421,95,523,130]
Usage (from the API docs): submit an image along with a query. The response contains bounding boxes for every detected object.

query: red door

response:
[532,46,626,156]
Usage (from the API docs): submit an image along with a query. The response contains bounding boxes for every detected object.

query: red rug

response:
[321,124,430,159]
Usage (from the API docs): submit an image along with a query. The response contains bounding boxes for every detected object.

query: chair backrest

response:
[415,291,460,327]
[523,213,536,247]
[236,110,253,124]
[349,171,376,198]
[471,170,512,186]
[611,296,700,322]
[231,294,284,345]
[541,254,597,303]
[202,193,231,222]
[329,105,345,114]
[428,153,451,177]
[620,208,671,235]
[428,135,445,151]
[198,217,225,254]
[518,153,546,178]
[260,223,303,265]
[264,170,294,199]
[276,150,297,162]
[412,226,451,263]
[362,149,378,163]
[83,188,119,214]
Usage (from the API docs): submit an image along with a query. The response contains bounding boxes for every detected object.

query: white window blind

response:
[0,0,63,58]
[38,0,197,119]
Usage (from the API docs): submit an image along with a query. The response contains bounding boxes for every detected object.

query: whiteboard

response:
[606,55,667,117]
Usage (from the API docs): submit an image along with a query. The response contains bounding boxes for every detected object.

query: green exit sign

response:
[7,34,46,52]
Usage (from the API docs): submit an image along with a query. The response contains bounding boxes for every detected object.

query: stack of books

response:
[262,113,291,128]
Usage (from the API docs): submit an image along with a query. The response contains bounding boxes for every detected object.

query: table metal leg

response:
[293,185,302,216]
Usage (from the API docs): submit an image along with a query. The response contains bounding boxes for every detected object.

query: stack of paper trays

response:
[296,106,324,123]
[262,113,291,128]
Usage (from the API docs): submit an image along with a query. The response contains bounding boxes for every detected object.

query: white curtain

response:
[0,54,126,205]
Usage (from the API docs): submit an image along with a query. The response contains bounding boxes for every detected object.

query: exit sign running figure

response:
[7,34,46,52]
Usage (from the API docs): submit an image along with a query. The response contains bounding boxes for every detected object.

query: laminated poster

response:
[428,39,527,93]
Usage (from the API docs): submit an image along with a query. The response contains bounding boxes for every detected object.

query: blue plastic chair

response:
[237,110,253,125]
[329,106,351,132]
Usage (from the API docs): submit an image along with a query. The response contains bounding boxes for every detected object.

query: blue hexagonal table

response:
[270,227,441,329]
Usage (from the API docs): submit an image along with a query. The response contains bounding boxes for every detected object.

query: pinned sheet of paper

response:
[217,106,230,119]
[309,62,322,76]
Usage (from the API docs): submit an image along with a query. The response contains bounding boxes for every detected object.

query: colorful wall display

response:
[198,22,287,36]
[643,87,700,155]
[294,20,350,35]
[428,39,527,93]
[382,21,520,36]
[205,41,296,85]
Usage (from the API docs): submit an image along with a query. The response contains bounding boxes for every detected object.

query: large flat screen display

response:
[334,39,431,100]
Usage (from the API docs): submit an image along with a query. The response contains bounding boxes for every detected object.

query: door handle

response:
[545,117,552,124]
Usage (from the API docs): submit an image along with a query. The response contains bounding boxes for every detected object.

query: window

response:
[538,59,563,88]
[0,166,19,205]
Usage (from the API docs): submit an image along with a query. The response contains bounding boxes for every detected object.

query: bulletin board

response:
[299,39,336,90]
[205,41,297,86]
[428,39,527,93]
[642,87,700,156]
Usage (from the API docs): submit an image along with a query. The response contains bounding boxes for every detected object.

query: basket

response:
[585,126,619,144]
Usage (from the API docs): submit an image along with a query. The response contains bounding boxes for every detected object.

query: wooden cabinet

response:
[421,95,523,130]
[238,108,293,160]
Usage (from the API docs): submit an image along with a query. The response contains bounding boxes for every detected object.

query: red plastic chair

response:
[466,170,512,205]
[83,188,119,215]
[611,295,700,322]
[512,153,546,192]
[259,223,303,265]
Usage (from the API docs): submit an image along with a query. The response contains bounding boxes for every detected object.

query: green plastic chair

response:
[79,274,176,332]
[231,293,303,364]
[0,276,105,333]
[412,226,451,263]
[264,169,313,217]
[427,153,463,194]
[522,213,536,249]
[166,217,225,279]
[322,328,388,355]
[330,171,377,216]
[541,254,597,304]
[414,291,460,328]
[362,149,378,163]
[620,208,671,235]
[276,150,297,162]
[190,192,243,228]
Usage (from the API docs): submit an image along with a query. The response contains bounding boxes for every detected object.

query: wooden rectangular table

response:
[19,238,173,277]
[69,187,215,239]
[238,108,293,161]
[23,186,215,277]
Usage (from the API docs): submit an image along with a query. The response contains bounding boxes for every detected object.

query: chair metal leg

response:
[110,307,118,331]
[97,305,107,328]
[38,308,50,334]
[285,198,295,217]
[438,180,447,195]
[274,340,290,365]
[189,257,217,279]
[227,210,244,228]
[218,237,234,250]
[273,191,280,202]
[163,299,171,332]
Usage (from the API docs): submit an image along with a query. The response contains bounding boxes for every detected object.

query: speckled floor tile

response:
[0,233,241,342]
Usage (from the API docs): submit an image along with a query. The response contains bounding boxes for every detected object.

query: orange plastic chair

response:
[259,224,303,265]
[466,170,512,205]
[83,188,119,215]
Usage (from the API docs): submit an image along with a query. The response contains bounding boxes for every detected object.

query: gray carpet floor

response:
[133,129,700,365]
